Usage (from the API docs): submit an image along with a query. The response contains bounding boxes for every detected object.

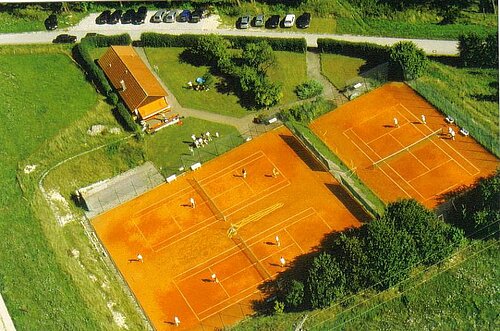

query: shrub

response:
[273,301,285,315]
[389,41,428,81]
[318,38,390,63]
[115,102,138,133]
[141,33,307,53]
[284,280,304,309]
[187,34,232,68]
[458,32,499,68]
[307,252,346,309]
[295,80,324,100]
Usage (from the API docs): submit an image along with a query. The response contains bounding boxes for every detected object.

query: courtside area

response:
[311,82,499,207]
[92,126,368,330]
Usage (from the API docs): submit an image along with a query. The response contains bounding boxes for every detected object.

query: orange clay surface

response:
[310,82,499,208]
[92,126,369,330]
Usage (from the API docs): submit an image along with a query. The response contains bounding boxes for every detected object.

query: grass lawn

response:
[144,47,249,118]
[0,10,87,33]
[267,51,307,105]
[144,47,306,115]
[320,53,367,89]
[231,239,499,330]
[409,61,499,157]
[0,45,149,330]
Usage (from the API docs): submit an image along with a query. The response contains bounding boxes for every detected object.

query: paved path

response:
[0,12,459,55]
[306,50,348,106]
[135,47,256,135]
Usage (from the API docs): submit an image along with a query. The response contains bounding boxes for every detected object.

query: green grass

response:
[409,60,499,157]
[0,45,152,330]
[320,54,367,89]
[336,16,497,40]
[231,239,499,330]
[0,9,87,33]
[267,51,307,105]
[144,47,249,118]
[144,48,307,115]
[0,46,104,329]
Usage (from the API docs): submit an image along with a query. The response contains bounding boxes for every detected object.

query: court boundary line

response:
[173,281,201,321]
[208,266,231,299]
[199,288,262,323]
[399,103,480,176]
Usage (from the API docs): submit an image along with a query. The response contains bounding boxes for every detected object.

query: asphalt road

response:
[0,12,459,55]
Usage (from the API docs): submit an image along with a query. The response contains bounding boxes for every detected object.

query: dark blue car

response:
[178,9,191,22]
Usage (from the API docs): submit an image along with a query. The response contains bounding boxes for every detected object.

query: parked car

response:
[178,9,191,22]
[190,9,203,23]
[283,14,296,28]
[296,12,311,28]
[266,14,280,28]
[53,34,77,44]
[44,14,57,30]
[163,9,178,23]
[151,9,167,23]
[239,15,250,29]
[95,10,111,24]
[108,10,122,24]
[134,6,148,24]
[254,14,265,27]
[121,9,135,24]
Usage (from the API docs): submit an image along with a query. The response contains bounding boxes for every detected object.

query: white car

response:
[283,14,295,27]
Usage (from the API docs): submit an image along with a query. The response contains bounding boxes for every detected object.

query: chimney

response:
[120,80,126,91]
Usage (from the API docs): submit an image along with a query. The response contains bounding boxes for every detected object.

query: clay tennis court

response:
[311,82,499,207]
[92,126,369,330]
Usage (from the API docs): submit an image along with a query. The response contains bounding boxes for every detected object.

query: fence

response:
[285,122,383,218]
[173,122,282,178]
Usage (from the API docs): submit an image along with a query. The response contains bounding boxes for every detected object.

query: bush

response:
[280,97,333,122]
[306,252,346,309]
[295,80,324,100]
[115,102,138,133]
[317,38,390,62]
[284,280,305,310]
[84,33,131,47]
[389,41,428,81]
[458,32,499,68]
[141,33,307,53]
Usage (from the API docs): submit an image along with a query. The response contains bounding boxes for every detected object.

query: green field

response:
[410,60,499,156]
[0,9,87,33]
[144,47,306,116]
[231,239,499,330]
[320,54,367,89]
[0,46,112,330]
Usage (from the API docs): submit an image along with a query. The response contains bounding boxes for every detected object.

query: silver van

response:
[152,9,168,23]
[164,9,178,23]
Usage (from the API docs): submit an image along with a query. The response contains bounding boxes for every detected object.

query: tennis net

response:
[188,178,226,222]
[371,128,441,168]
[232,235,271,280]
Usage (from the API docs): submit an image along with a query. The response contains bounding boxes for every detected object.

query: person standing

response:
[279,256,286,268]
[242,168,247,179]
[190,197,196,208]
[393,117,399,128]
[174,315,181,327]
[421,114,426,124]
[275,235,281,247]
[137,254,143,263]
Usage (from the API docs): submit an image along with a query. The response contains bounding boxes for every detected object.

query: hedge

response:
[317,38,390,62]
[72,34,141,134]
[141,33,307,53]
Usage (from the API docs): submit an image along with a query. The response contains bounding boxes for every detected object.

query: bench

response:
[459,128,469,136]
[445,116,454,124]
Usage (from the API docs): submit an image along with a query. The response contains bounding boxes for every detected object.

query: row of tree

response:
[271,199,464,311]
[186,35,283,108]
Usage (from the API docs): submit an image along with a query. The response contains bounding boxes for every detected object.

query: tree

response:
[389,41,428,81]
[242,41,276,73]
[331,231,368,292]
[458,32,498,68]
[306,252,346,309]
[364,217,418,290]
[188,34,231,68]
[384,199,464,265]
[284,280,304,309]
[254,78,283,108]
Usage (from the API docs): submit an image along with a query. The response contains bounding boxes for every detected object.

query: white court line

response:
[173,281,201,321]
